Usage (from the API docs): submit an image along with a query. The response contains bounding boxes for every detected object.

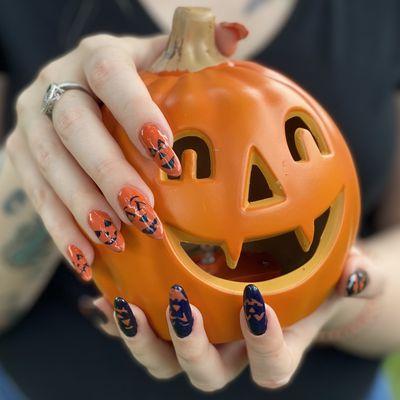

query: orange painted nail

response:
[118,186,164,239]
[139,123,181,177]
[220,22,249,40]
[67,244,92,281]
[88,210,125,253]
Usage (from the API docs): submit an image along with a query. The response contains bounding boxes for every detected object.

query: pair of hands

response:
[5,25,384,391]
[87,248,383,392]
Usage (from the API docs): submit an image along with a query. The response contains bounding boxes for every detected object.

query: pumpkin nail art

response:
[88,210,125,253]
[169,284,193,338]
[118,186,164,239]
[243,284,267,336]
[139,123,181,177]
[67,244,92,281]
[346,269,368,296]
[114,297,137,337]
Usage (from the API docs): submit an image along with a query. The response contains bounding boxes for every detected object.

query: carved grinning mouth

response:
[166,193,343,283]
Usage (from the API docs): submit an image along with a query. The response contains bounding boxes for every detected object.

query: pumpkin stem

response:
[150,7,227,73]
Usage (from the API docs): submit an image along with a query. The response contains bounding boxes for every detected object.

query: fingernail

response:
[139,123,181,177]
[169,284,193,338]
[346,269,368,296]
[67,244,92,281]
[78,296,108,325]
[118,186,164,239]
[114,297,137,337]
[243,284,267,335]
[88,210,125,253]
[220,22,249,40]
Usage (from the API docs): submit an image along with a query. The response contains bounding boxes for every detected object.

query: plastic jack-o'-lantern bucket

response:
[93,7,360,344]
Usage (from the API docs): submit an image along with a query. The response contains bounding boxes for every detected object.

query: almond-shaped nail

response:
[139,123,181,177]
[169,284,193,338]
[67,244,92,281]
[346,269,368,296]
[114,297,137,337]
[88,210,125,253]
[220,22,249,40]
[243,284,267,335]
[118,186,164,239]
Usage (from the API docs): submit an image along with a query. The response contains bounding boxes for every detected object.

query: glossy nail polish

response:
[243,284,267,335]
[139,123,181,177]
[118,186,164,239]
[114,297,137,337]
[88,210,125,253]
[67,244,92,281]
[169,284,193,338]
[346,269,368,296]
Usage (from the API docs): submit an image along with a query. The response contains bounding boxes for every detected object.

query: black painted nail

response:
[169,285,193,338]
[346,269,368,296]
[243,284,267,335]
[114,297,137,337]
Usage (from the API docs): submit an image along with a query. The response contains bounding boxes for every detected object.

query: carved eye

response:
[104,220,112,227]
[285,114,330,161]
[168,135,212,180]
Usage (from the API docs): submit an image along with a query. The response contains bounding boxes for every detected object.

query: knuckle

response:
[79,34,115,53]
[54,106,84,139]
[37,61,59,84]
[15,91,30,115]
[92,157,123,184]
[87,51,119,90]
[176,345,205,365]
[30,186,49,214]
[33,136,55,172]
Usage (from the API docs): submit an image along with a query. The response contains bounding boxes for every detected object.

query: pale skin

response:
[1,4,400,393]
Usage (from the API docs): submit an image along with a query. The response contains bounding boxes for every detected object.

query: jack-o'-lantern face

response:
[94,218,118,246]
[95,11,360,344]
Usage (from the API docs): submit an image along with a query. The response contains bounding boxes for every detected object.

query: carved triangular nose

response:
[223,236,243,269]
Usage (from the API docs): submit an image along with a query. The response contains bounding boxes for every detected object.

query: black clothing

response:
[1,1,399,399]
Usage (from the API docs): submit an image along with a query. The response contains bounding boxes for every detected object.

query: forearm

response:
[323,227,400,357]
[0,151,61,332]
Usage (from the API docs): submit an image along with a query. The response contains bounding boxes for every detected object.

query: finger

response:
[21,111,125,252]
[6,131,94,281]
[215,22,249,56]
[167,285,239,392]
[83,45,181,177]
[241,284,295,389]
[337,247,385,299]
[113,297,181,379]
[51,90,164,239]
[77,295,119,337]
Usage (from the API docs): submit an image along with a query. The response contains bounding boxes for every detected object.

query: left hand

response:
[87,246,384,392]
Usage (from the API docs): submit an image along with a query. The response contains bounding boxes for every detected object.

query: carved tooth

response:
[223,238,243,269]
[294,128,321,160]
[181,149,197,180]
[295,221,315,252]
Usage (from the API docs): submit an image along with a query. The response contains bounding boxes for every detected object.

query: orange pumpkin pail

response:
[94,7,360,344]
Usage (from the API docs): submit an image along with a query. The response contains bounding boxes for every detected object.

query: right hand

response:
[5,26,245,281]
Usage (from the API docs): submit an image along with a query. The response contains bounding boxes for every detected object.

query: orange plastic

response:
[93,10,360,344]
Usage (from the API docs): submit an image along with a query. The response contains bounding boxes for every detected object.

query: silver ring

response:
[41,82,95,119]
